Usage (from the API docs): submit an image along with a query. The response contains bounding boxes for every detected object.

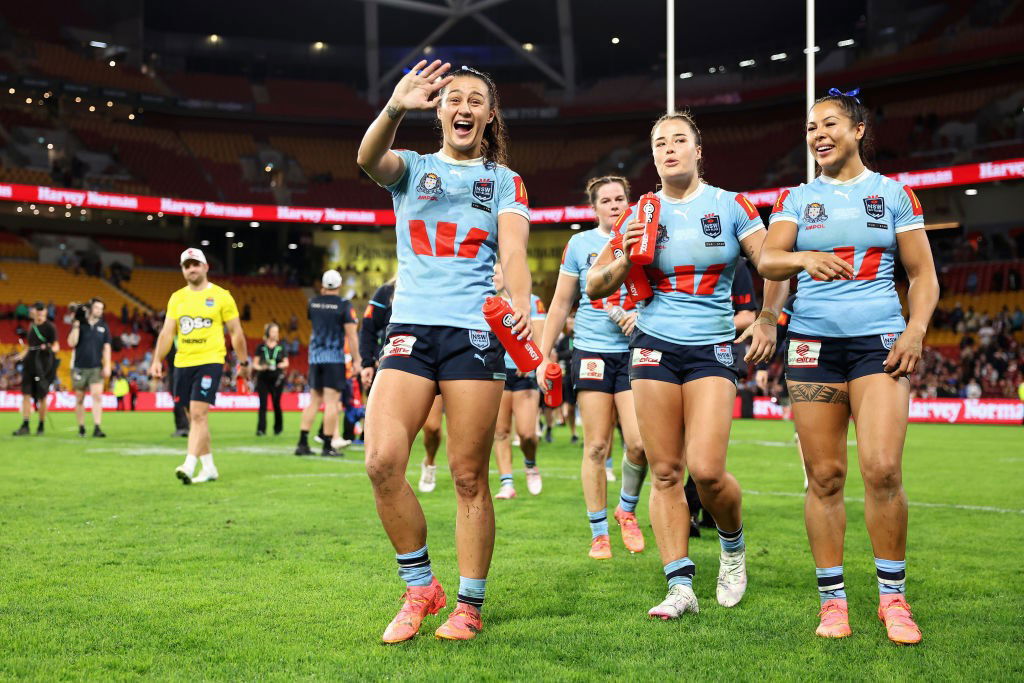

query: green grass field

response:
[1,412,1022,681]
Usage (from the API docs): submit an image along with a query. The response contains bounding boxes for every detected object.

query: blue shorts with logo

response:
[628,332,739,385]
[174,362,223,406]
[571,349,631,394]
[785,332,900,383]
[378,324,506,383]
[504,368,537,392]
[310,362,346,392]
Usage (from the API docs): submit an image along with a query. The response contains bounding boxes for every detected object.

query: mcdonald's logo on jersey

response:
[771,189,790,214]
[735,194,759,220]
[512,175,529,207]
[902,186,923,216]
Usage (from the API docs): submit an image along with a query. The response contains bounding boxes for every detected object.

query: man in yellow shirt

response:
[149,248,249,484]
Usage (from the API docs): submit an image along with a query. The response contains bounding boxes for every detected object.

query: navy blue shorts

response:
[785,332,900,384]
[378,324,506,383]
[310,363,345,392]
[174,363,223,406]
[571,349,632,394]
[628,332,739,385]
[504,369,537,392]
[561,367,576,404]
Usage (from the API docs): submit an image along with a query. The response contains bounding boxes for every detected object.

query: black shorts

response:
[504,369,537,392]
[572,349,632,394]
[561,367,576,405]
[21,373,51,401]
[310,363,346,392]
[629,332,739,385]
[785,332,900,384]
[378,324,506,383]
[174,363,223,406]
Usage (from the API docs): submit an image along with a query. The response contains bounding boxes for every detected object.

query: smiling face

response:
[652,117,702,186]
[591,181,629,230]
[807,101,864,174]
[437,75,494,158]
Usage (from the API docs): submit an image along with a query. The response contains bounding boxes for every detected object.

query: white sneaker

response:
[648,584,699,619]
[192,467,219,483]
[313,433,324,444]
[716,549,747,607]
[605,466,616,482]
[419,463,437,493]
[495,484,516,499]
[331,436,352,450]
[512,435,521,447]
[174,464,193,485]
[525,466,542,495]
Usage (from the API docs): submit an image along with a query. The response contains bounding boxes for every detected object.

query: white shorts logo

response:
[714,343,734,365]
[631,348,662,367]
[468,330,490,350]
[382,335,416,358]
[788,340,821,368]
[880,332,901,350]
[579,358,606,380]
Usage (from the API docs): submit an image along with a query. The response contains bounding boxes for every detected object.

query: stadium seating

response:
[0,232,37,260]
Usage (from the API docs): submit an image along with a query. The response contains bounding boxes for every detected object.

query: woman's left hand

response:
[883,330,923,378]
[736,317,777,364]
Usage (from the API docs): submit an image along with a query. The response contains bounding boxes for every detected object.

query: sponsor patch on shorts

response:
[382,334,416,357]
[579,358,606,380]
[714,343,734,365]
[880,332,901,350]
[631,348,662,367]
[788,340,821,368]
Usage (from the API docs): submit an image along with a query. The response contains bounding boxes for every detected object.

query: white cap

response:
[180,247,207,265]
[322,269,342,289]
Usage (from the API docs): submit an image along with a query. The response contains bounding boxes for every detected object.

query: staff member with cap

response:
[12,302,59,436]
[149,248,249,484]
[294,269,361,457]
[68,298,112,437]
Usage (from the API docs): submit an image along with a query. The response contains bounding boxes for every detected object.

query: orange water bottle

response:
[629,192,661,266]
[542,363,563,407]
[482,297,543,372]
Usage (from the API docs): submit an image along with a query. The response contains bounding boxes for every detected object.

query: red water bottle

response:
[482,297,543,372]
[542,363,563,407]
[629,192,661,266]
[610,234,654,301]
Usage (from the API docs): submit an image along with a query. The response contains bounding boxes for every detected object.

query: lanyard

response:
[30,323,47,344]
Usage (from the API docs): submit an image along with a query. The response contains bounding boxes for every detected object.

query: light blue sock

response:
[457,576,486,610]
[587,509,608,539]
[717,524,745,553]
[499,474,513,488]
[875,558,906,595]
[618,491,640,513]
[816,565,847,604]
[396,545,432,587]
[664,557,695,588]
[605,455,613,469]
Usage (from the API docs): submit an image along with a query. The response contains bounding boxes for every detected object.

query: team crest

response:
[701,213,722,238]
[656,223,670,245]
[585,252,598,267]
[802,202,828,222]
[472,179,494,202]
[468,329,490,350]
[205,298,215,307]
[714,344,734,365]
[415,172,443,196]
[880,332,901,350]
[863,195,885,219]
[200,375,213,390]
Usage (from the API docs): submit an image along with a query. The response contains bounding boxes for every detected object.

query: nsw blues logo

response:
[205,297,215,307]
[714,343,734,366]
[472,179,494,202]
[200,374,213,391]
[416,172,443,196]
[863,195,885,219]
[468,330,490,351]
[802,202,828,222]
[880,332,901,350]
[701,213,722,238]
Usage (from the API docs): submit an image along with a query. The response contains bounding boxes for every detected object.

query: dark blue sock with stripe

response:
[396,545,432,587]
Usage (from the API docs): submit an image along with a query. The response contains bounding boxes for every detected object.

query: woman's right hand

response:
[619,221,646,261]
[389,59,454,112]
[536,361,553,395]
[799,251,855,282]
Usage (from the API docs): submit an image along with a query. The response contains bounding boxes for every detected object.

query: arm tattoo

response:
[385,104,401,121]
[602,269,613,284]
[789,383,850,404]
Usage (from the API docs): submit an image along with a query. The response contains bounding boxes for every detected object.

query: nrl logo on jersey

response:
[472,179,494,202]
[863,195,885,219]
[701,213,722,238]
[802,202,828,223]
[416,172,444,197]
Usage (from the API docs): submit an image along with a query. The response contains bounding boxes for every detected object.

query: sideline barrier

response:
[752,396,1023,425]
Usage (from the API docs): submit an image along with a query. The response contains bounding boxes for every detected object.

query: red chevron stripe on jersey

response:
[735,193,759,220]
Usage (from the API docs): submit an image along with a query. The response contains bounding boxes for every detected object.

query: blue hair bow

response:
[828,87,861,102]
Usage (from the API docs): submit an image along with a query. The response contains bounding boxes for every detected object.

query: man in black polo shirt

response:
[13,303,59,436]
[67,298,112,437]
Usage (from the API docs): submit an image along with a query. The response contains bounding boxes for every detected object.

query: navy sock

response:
[396,545,432,587]
[816,565,847,604]
[587,509,608,539]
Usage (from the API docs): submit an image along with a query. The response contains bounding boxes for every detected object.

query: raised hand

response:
[388,60,454,114]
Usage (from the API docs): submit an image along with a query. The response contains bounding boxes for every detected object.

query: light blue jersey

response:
[620,184,763,345]
[768,169,924,338]
[503,294,546,370]
[385,150,530,329]
[559,228,634,353]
